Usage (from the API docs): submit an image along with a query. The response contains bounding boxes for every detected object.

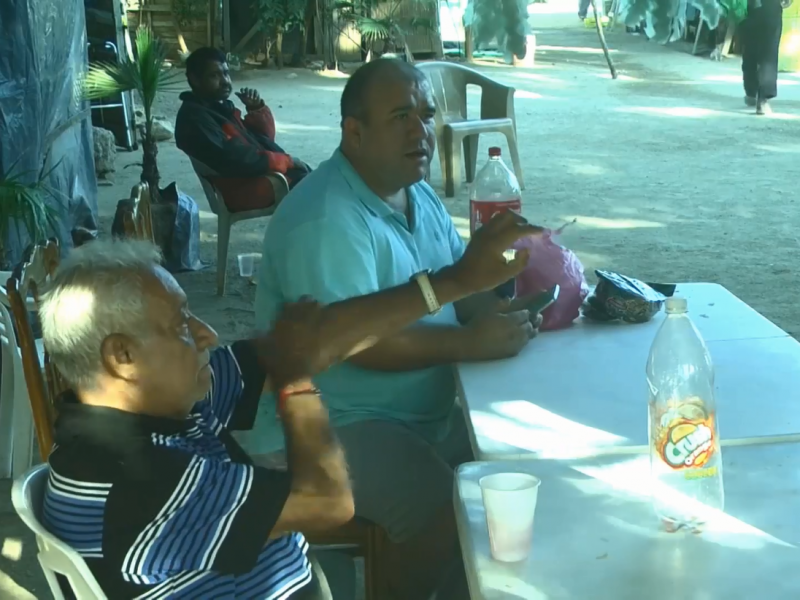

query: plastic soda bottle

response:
[646,296,724,531]
[469,146,522,298]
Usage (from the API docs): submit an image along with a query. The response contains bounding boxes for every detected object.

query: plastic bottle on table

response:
[646,296,724,531]
[470,146,522,298]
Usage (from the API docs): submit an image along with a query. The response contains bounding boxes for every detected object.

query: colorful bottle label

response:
[651,398,717,471]
[470,199,522,233]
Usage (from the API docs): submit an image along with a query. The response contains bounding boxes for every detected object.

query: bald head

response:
[340,58,428,126]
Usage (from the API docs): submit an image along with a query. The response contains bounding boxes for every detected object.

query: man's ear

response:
[100,334,138,383]
[342,116,362,150]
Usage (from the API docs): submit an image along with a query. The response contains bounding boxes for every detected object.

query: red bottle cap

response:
[488,147,502,157]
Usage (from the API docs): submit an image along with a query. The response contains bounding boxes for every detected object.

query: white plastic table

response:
[455,283,800,460]
[455,443,800,600]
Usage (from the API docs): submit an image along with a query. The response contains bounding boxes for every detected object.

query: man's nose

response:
[407,115,427,140]
[192,317,219,349]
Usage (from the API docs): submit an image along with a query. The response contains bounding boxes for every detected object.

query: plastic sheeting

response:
[0,0,98,266]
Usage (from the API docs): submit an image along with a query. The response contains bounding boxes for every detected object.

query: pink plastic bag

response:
[513,220,589,331]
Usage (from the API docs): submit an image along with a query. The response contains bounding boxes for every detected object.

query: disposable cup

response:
[237,253,258,278]
[480,472,541,562]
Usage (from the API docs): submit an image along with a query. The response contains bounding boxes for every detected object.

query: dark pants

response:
[742,0,784,100]
[579,0,593,18]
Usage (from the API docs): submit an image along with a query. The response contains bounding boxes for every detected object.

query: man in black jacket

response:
[175,47,310,210]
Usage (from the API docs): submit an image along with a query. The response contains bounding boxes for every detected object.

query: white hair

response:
[39,239,164,389]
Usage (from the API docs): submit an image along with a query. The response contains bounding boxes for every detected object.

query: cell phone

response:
[529,284,560,314]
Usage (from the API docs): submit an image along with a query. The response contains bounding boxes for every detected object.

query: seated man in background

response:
[253,59,544,600]
[175,47,310,212]
[40,219,534,597]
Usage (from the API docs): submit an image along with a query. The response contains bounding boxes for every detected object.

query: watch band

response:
[412,270,441,315]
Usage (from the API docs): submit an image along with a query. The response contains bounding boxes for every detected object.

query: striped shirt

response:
[42,342,312,599]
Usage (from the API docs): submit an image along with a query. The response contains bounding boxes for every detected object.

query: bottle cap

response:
[665,296,687,314]
[488,147,502,157]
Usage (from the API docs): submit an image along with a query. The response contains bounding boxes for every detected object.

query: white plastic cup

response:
[237,253,258,278]
[480,473,541,562]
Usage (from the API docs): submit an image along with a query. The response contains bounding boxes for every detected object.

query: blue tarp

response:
[0,0,98,265]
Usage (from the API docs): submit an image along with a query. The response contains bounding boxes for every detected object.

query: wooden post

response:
[223,0,231,51]
[464,24,474,61]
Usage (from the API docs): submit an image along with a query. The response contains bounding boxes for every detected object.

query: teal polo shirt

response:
[242,149,466,454]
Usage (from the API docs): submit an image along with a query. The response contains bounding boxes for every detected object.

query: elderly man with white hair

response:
[35,212,536,600]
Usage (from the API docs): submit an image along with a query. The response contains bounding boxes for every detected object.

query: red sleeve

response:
[258,149,293,174]
[244,105,277,140]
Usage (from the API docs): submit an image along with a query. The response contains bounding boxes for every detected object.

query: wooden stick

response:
[592,0,617,79]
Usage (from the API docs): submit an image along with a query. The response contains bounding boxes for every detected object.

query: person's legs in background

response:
[578,0,592,19]
[335,412,473,600]
[756,0,784,113]
[741,12,760,105]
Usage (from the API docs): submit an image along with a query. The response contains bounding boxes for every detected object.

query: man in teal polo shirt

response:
[251,59,540,599]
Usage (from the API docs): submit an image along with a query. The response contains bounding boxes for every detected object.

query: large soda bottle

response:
[470,147,522,298]
[646,296,724,531]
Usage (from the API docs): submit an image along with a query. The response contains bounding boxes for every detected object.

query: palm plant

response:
[255,0,307,68]
[84,27,181,198]
[0,159,61,268]
[337,0,438,61]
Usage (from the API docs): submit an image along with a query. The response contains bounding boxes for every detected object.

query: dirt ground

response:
[4,24,800,598]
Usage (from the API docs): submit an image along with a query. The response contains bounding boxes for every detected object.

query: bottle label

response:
[470,199,522,233]
[652,397,717,471]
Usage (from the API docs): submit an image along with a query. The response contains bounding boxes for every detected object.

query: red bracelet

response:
[277,380,320,416]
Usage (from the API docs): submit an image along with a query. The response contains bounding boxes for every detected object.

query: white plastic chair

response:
[12,464,107,599]
[189,158,289,296]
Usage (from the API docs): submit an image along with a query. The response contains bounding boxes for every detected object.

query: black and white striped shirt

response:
[43,342,311,599]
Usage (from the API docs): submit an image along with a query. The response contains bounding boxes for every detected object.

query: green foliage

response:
[337,0,437,51]
[172,0,208,28]
[0,159,61,261]
[256,0,307,32]
[84,27,181,194]
[84,27,180,118]
[617,0,722,42]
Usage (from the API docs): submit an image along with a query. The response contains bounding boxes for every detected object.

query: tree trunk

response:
[276,28,285,68]
[142,120,160,199]
[464,24,474,61]
[592,0,617,79]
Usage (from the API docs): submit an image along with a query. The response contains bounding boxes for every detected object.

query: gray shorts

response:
[334,407,474,544]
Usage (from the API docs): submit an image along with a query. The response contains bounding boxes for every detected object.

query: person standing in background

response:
[742,0,793,115]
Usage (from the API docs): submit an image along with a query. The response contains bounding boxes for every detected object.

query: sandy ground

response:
[4,25,800,598]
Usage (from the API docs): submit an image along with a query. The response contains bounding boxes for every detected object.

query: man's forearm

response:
[349,324,472,371]
[318,265,470,365]
[281,395,350,503]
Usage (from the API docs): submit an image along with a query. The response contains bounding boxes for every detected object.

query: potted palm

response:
[0,160,60,270]
[83,27,181,200]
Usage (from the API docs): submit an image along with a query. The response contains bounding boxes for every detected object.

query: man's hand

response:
[236,87,265,110]
[290,157,313,173]
[255,298,329,391]
[503,295,546,328]
[255,298,377,391]
[462,310,536,361]
[452,212,543,296]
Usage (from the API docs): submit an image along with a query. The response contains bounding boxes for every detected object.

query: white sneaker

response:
[756,100,772,115]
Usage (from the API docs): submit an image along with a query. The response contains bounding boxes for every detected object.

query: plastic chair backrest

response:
[416,61,471,121]
[11,464,107,600]
[189,158,228,217]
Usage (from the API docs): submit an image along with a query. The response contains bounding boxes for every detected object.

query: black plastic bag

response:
[582,270,669,323]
